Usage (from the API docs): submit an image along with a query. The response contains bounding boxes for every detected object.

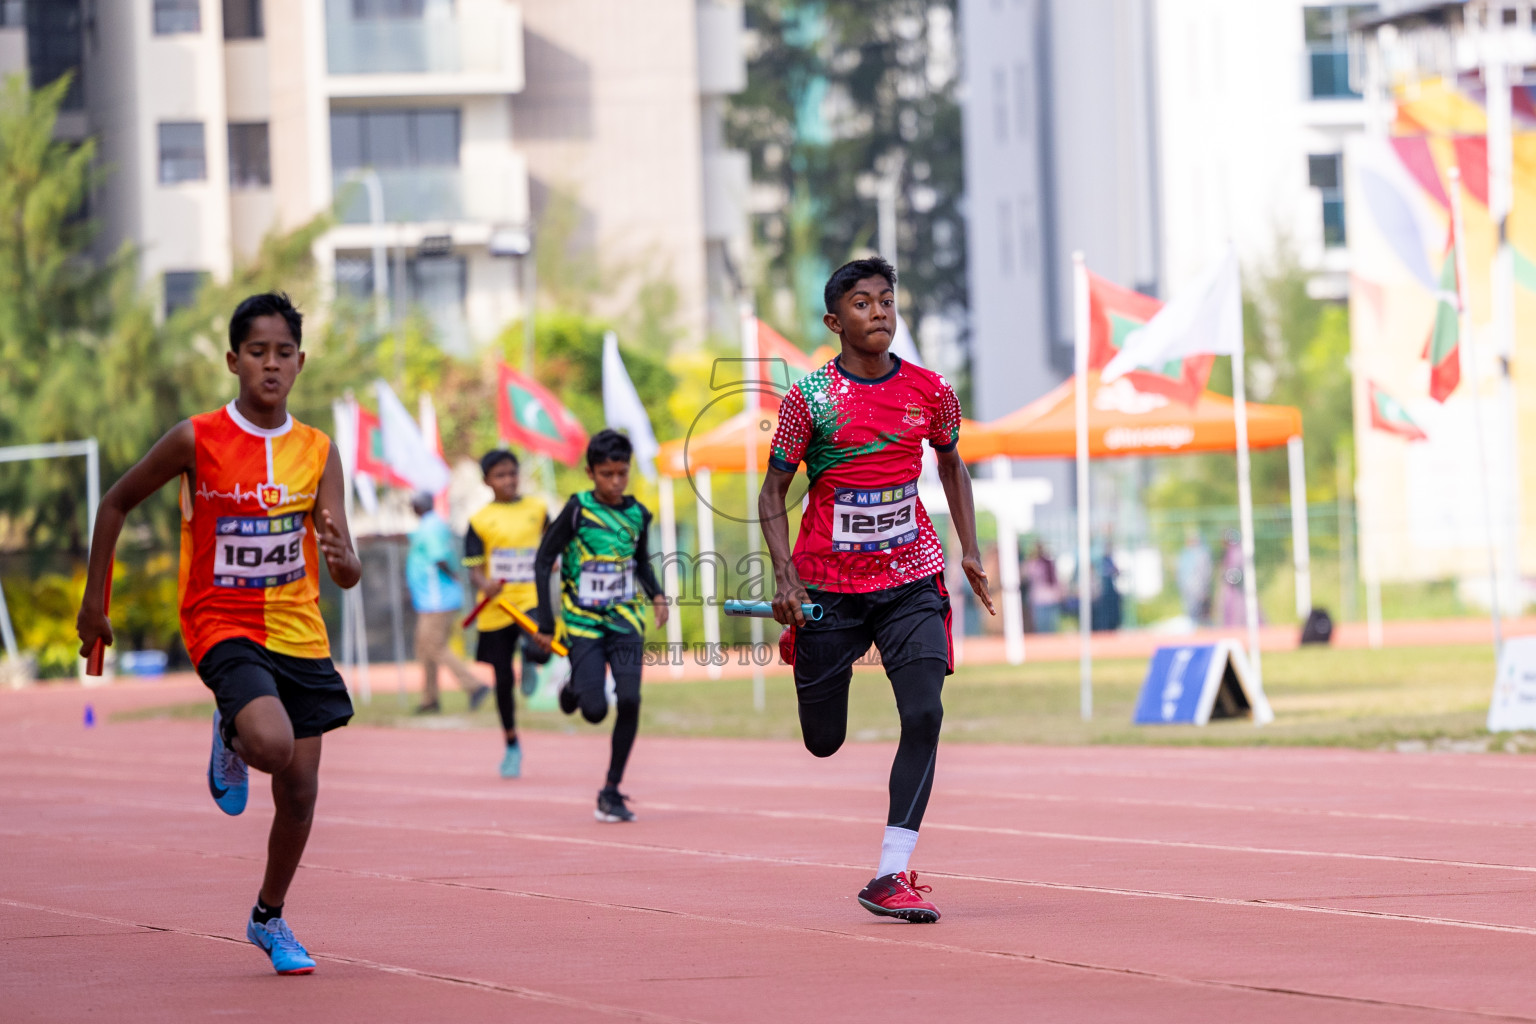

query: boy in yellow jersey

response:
[463,448,548,778]
[75,293,362,974]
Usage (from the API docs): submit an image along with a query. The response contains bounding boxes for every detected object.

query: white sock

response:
[876,826,919,878]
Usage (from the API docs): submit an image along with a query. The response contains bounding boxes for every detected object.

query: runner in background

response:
[75,293,361,973]
[532,430,668,823]
[463,449,548,778]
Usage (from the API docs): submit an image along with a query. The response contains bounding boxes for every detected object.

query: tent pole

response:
[658,475,683,678]
[1073,252,1093,720]
[1233,344,1263,694]
[1287,436,1311,620]
[696,469,722,680]
[991,457,1026,665]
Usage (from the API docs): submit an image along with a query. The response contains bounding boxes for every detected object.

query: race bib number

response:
[213,514,308,588]
[831,482,920,552]
[489,547,536,583]
[577,559,635,610]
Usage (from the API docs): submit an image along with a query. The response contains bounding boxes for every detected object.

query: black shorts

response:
[475,623,552,668]
[790,574,953,701]
[567,631,645,719]
[197,637,354,743]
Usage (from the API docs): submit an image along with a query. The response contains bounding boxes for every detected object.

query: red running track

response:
[7,680,1536,1023]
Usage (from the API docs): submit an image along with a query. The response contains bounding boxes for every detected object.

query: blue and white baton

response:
[723,599,824,621]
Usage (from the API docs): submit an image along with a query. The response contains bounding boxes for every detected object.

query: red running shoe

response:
[857,871,940,923]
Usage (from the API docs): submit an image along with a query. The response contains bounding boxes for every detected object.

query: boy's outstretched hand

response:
[963,553,996,616]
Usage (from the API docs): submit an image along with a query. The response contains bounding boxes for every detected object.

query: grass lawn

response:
[115,643,1529,751]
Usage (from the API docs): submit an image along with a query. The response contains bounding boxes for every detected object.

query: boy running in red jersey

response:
[76,293,362,973]
[758,258,994,923]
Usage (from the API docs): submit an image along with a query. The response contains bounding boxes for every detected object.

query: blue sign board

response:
[1133,644,1217,725]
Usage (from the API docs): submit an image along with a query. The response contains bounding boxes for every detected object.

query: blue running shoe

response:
[247,917,316,975]
[499,741,522,779]
[207,710,248,816]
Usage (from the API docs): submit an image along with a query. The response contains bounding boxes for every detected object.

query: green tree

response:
[729,1,965,347]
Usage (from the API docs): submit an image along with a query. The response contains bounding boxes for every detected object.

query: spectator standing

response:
[406,492,490,714]
[1023,542,1062,634]
[1176,530,1214,625]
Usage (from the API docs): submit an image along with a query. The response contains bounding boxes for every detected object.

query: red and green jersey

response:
[769,356,961,593]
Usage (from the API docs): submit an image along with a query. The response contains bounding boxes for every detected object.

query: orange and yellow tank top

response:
[178,403,332,667]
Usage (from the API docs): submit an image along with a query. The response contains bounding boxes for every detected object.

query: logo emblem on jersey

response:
[259,484,288,509]
[902,404,926,426]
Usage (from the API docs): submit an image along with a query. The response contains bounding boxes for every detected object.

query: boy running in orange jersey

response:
[76,293,362,975]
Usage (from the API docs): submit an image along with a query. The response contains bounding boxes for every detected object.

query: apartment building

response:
[7,0,744,352]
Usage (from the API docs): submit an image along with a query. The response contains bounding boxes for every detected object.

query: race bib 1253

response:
[213,514,308,588]
[831,482,920,552]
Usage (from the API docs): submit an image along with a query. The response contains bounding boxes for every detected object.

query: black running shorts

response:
[476,623,553,667]
[789,574,953,700]
[197,637,354,743]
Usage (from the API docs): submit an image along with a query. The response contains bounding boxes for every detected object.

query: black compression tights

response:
[493,657,517,735]
[799,658,945,830]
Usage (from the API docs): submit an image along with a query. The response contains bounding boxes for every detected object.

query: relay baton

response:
[496,598,568,657]
[85,558,112,676]
[723,599,823,622]
[460,582,505,629]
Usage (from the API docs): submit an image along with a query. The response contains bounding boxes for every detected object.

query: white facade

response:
[1153,0,1368,299]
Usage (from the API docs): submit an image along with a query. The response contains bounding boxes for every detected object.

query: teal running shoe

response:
[207,710,248,816]
[499,741,522,779]
[247,917,316,975]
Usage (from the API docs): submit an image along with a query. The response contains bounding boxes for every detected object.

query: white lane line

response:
[13,775,1536,881]
[0,896,711,1024]
[3,843,1531,1021]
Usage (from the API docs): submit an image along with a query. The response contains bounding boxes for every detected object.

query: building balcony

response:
[331,152,528,239]
[325,0,524,98]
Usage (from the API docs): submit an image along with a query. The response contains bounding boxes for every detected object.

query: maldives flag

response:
[496,362,588,466]
[1425,240,1460,403]
[1087,270,1214,406]
[354,405,413,489]
[1368,381,1427,441]
[755,319,818,411]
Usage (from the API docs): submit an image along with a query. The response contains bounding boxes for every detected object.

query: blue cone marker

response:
[83,703,96,728]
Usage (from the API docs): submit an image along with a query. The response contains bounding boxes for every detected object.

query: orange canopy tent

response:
[960,372,1301,462]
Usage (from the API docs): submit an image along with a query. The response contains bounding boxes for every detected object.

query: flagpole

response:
[1072,252,1092,721]
[1232,340,1263,698]
[741,303,765,711]
[1449,165,1504,656]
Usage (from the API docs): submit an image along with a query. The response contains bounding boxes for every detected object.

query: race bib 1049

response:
[577,559,635,610]
[213,514,308,588]
[490,547,536,583]
[831,482,920,552]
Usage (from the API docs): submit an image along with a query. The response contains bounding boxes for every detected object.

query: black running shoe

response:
[559,681,579,715]
[595,787,635,823]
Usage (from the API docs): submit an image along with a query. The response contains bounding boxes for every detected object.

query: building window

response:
[26,0,84,110]
[1309,153,1346,247]
[159,122,207,184]
[164,271,207,317]
[0,2,25,28]
[352,0,431,16]
[991,67,1008,145]
[228,123,270,188]
[154,0,202,34]
[223,0,263,38]
[1304,5,1376,100]
[330,108,461,170]
[335,250,468,349]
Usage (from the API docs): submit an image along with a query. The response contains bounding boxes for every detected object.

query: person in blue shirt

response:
[407,492,490,713]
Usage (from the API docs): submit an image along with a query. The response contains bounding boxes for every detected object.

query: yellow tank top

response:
[463,495,548,630]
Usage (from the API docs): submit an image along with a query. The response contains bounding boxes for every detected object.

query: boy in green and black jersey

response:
[532,429,667,822]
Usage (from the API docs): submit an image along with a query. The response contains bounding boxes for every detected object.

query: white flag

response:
[891,313,924,367]
[1102,247,1242,383]
[601,331,659,480]
[374,380,451,494]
